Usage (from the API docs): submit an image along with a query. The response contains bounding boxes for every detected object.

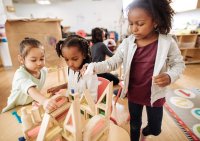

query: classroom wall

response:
[173,9,200,30]
[12,1,200,38]
[13,0,125,34]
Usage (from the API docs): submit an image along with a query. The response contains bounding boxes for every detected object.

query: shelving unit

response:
[176,34,200,64]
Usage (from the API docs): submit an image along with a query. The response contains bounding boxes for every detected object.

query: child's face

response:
[128,8,156,40]
[23,48,45,74]
[62,46,85,71]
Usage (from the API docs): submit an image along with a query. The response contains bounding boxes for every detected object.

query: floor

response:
[0,64,200,141]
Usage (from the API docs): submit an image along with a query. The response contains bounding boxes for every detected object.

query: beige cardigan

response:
[90,34,185,105]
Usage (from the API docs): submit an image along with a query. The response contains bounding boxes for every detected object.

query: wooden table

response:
[0,107,130,141]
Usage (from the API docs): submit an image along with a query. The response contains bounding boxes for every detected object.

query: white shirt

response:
[67,68,98,102]
[2,66,47,112]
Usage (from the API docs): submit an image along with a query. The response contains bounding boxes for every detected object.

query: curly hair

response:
[91,27,104,44]
[55,35,92,65]
[127,0,175,34]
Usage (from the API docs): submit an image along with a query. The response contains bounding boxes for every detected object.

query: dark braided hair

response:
[126,0,174,34]
[56,35,92,66]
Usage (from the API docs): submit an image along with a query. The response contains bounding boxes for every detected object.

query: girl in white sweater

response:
[48,35,98,102]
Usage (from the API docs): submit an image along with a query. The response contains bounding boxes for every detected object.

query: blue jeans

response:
[128,101,163,141]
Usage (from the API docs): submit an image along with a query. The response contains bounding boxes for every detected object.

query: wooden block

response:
[63,100,82,141]
[83,115,109,141]
[45,126,63,141]
[26,125,40,139]
[21,107,34,131]
[96,82,113,119]
[31,107,42,124]
[80,89,96,120]
[36,113,52,141]
[50,102,71,118]
[55,96,68,107]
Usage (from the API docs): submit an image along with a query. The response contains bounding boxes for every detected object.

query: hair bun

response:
[24,37,30,40]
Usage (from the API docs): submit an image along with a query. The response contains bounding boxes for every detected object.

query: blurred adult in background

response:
[102,28,117,52]
[91,27,119,85]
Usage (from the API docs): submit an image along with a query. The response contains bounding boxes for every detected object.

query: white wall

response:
[13,0,126,34]
[0,0,13,67]
[173,9,200,30]
[0,0,6,25]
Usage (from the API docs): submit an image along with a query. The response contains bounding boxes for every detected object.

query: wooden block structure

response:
[21,95,70,141]
[36,95,71,141]
[46,94,69,114]
[62,100,82,141]
[83,115,109,141]
[36,113,63,141]
[57,66,67,84]
[80,89,96,120]
[20,85,114,141]
[21,106,43,140]
[96,81,113,119]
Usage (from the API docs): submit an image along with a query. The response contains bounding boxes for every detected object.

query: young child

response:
[2,38,58,113]
[47,35,98,102]
[83,0,185,140]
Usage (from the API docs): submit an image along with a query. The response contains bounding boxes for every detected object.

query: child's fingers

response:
[50,99,58,109]
[80,64,88,76]
[47,88,54,93]
[153,73,170,87]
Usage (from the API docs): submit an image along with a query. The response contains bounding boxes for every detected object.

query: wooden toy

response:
[12,110,22,123]
[57,66,67,84]
[36,113,62,141]
[62,100,82,141]
[21,107,40,140]
[80,89,96,120]
[31,107,42,124]
[19,79,114,141]
[83,115,109,141]
[96,81,113,119]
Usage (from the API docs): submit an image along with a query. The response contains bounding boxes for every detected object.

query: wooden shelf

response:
[180,47,200,50]
[176,34,200,64]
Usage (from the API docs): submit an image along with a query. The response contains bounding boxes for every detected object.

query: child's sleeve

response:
[85,74,98,103]
[166,38,185,83]
[16,72,37,95]
[20,79,37,95]
[93,38,126,74]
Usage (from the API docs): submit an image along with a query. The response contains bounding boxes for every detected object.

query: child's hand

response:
[43,98,58,113]
[80,63,88,76]
[80,63,95,76]
[153,73,171,87]
[47,86,61,94]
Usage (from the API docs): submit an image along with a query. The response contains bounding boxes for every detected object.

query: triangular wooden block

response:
[36,111,63,141]
[96,81,113,119]
[63,100,82,141]
[80,89,95,115]
[66,115,73,126]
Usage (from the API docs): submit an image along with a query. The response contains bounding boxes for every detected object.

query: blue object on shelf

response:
[12,111,22,123]
[1,38,7,42]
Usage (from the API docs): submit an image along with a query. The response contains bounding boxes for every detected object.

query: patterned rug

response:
[164,88,200,141]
